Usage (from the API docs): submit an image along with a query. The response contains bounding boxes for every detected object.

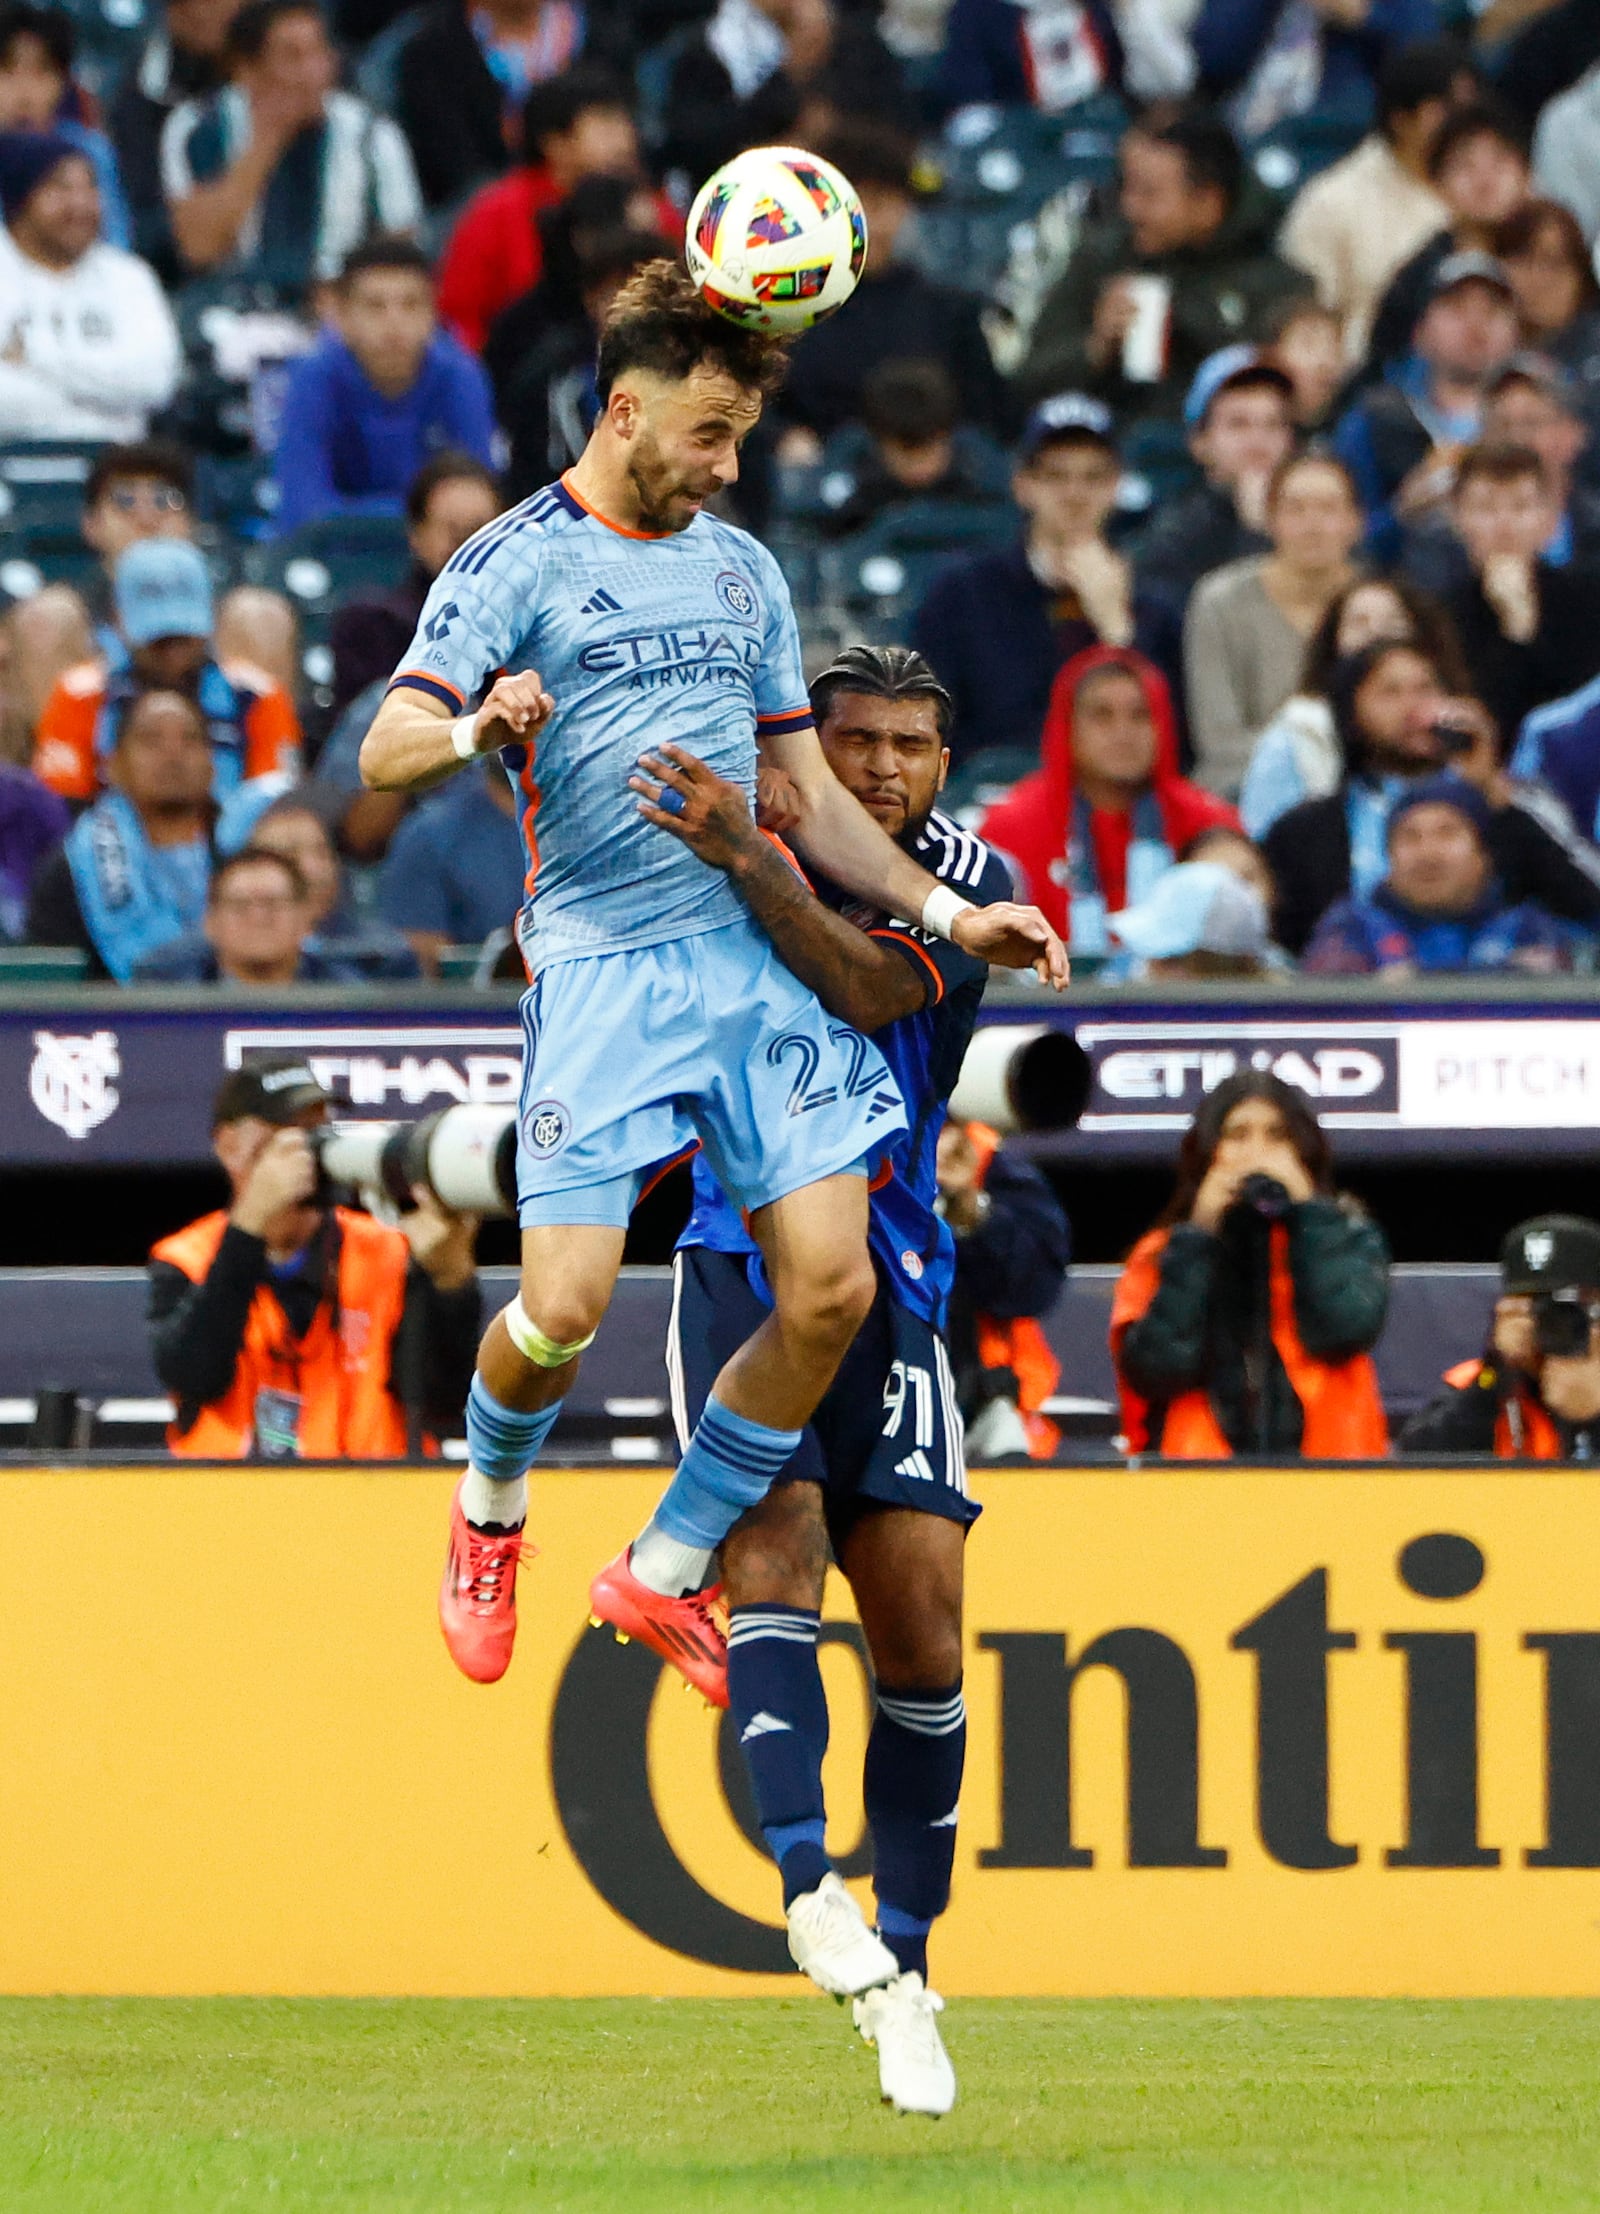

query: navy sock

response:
[865,1681,966,1981]
[727,1604,831,1905]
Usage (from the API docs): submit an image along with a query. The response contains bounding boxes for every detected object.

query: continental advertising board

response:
[4,1465,1600,1996]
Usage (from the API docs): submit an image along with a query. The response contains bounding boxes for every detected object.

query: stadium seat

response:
[818,500,1016,637]
[58,0,151,94]
[250,514,410,617]
[0,947,89,983]
[0,522,101,600]
[1249,98,1372,200]
[915,98,1125,297]
[940,743,1039,820]
[1114,418,1201,526]
[435,946,490,983]
[0,441,103,533]
[354,3,426,111]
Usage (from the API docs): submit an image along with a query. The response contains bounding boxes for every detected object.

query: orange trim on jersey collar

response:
[559,472,670,542]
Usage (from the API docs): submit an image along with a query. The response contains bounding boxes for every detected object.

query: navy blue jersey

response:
[680,808,1010,1323]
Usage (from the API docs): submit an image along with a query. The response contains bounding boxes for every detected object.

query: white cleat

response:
[854,1973,956,2116]
[785,1872,899,1997]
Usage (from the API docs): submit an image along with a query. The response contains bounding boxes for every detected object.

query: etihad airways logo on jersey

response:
[577,626,763,683]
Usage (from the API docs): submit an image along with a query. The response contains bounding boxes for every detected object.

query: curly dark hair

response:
[595,260,787,402]
[1160,1071,1334,1227]
[1300,577,1470,701]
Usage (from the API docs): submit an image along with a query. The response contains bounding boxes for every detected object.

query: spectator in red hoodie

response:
[436,65,678,353]
[980,645,1237,958]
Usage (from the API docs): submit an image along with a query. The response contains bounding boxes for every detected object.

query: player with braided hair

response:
[632,641,1013,2115]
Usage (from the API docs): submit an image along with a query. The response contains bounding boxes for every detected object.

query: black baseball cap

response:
[1501,1214,1600,1294]
[1020,392,1118,459]
[213,1055,332,1128]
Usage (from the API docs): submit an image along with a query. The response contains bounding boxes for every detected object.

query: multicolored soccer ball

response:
[686,145,868,336]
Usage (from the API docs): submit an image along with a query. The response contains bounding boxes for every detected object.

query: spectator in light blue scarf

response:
[25,689,214,980]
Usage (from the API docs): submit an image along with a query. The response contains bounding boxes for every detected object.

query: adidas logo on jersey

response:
[740,1711,793,1744]
[579,587,622,615]
[894,1450,937,1484]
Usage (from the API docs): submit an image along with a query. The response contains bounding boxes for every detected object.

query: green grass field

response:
[5,1997,1599,2212]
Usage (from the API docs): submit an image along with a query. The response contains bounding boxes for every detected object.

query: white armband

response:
[449,711,481,761]
[921,883,975,941]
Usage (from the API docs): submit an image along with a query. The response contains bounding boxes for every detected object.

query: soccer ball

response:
[686,145,868,337]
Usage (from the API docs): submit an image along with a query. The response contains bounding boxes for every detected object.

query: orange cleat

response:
[588,1549,729,1708]
[439,1482,532,1684]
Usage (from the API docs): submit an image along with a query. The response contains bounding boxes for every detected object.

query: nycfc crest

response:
[29,1030,121,1141]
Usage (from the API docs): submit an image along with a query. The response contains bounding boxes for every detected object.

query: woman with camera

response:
[1111,1072,1390,1459]
[1259,637,1600,957]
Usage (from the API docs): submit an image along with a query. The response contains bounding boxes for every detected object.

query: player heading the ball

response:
[359,250,1064,1779]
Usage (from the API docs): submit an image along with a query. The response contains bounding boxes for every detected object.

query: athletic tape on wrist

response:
[503,1295,596,1368]
[449,712,480,761]
[922,883,975,941]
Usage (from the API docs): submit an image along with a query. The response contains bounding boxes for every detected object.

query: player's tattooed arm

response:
[757,723,1070,988]
[359,672,555,793]
[632,746,926,1032]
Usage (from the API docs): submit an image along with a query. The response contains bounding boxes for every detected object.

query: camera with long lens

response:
[308,1107,520,1217]
[1533,1288,1600,1360]
[303,1017,1096,1216]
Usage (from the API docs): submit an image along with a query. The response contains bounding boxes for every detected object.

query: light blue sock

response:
[655,1397,802,1548]
[462,1374,564,1528]
[629,1398,802,1594]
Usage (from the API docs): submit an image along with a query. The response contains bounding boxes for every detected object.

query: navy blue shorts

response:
[668,1244,980,1548]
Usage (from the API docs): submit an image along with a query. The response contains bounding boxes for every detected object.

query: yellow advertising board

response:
[3,1463,1600,1996]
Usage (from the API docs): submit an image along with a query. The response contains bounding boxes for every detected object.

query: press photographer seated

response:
[1401,1216,1600,1460]
[1111,1073,1390,1460]
[147,1059,481,1458]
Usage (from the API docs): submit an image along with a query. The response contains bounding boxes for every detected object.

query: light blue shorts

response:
[515,915,908,1228]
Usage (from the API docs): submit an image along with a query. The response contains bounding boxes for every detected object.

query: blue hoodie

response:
[271,331,496,537]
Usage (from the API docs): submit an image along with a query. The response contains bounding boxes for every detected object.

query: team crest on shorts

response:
[524,1099,570,1155]
[715,570,759,622]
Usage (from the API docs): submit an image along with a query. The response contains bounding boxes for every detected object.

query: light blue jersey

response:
[388,474,813,968]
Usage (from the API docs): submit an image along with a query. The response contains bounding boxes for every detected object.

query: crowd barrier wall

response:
[4,1464,1600,1997]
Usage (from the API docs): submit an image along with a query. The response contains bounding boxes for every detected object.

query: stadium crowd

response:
[1,0,1600,1456]
[1,2,1600,983]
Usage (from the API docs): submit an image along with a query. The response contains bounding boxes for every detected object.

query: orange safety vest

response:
[151,1207,415,1459]
[1442,1359,1565,1459]
[1110,1224,1389,1460]
[963,1121,1062,1459]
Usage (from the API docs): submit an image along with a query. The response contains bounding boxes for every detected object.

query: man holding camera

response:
[1401,1215,1600,1459]
[147,1057,481,1458]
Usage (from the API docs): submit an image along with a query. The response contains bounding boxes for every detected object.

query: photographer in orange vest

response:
[148,1058,481,1458]
[1401,1215,1600,1460]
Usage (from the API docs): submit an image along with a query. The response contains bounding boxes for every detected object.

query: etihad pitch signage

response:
[9,997,1600,1164]
[1067,1013,1600,1154]
[5,1466,1600,1997]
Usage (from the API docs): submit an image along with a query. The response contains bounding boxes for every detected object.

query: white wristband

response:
[922,883,975,941]
[449,711,481,761]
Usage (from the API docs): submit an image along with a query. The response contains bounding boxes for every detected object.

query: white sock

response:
[460,1465,527,1531]
[629,1527,713,1596]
